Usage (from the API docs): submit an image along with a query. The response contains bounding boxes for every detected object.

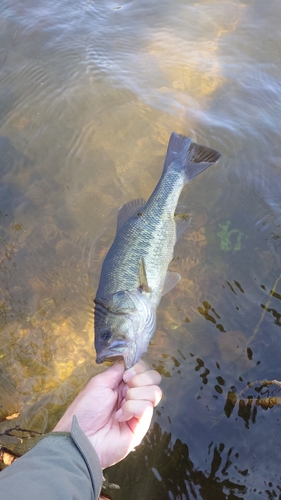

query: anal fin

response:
[161,271,181,296]
[175,213,192,240]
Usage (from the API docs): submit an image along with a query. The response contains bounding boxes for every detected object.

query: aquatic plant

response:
[217,220,243,252]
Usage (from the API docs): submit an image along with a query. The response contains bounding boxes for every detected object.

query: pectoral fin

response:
[175,213,192,240]
[138,257,151,293]
[117,199,146,230]
[161,271,181,296]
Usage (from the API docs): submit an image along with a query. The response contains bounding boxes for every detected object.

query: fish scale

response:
[94,133,221,368]
[97,169,185,304]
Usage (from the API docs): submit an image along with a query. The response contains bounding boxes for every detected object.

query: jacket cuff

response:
[0,416,103,500]
[45,416,103,497]
[70,415,103,494]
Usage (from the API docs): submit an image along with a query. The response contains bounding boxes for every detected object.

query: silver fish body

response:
[94,133,221,368]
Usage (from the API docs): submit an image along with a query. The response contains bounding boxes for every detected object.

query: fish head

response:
[94,289,156,368]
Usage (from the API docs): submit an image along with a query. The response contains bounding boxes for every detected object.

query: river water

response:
[1,0,281,498]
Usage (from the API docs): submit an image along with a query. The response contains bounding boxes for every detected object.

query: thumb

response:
[91,361,125,389]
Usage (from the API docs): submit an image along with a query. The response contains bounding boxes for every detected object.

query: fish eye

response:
[100,330,112,341]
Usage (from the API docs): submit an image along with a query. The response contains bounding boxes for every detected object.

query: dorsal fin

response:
[117,198,146,231]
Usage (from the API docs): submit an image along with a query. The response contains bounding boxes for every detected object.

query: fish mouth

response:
[96,339,129,364]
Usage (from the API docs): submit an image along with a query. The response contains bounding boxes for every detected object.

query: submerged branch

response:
[0,426,44,439]
[247,273,281,345]
[238,396,281,409]
[224,379,281,418]
[240,379,281,392]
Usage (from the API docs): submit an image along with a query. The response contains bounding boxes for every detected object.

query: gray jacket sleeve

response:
[0,416,103,500]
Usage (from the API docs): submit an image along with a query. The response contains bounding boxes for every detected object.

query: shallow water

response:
[1,0,281,497]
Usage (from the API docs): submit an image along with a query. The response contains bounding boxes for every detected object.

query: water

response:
[1,0,281,497]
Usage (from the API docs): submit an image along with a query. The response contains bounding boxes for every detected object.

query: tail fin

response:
[163,132,221,181]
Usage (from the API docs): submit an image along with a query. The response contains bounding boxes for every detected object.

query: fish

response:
[94,132,221,368]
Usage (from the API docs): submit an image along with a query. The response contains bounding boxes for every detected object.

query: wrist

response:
[53,418,72,433]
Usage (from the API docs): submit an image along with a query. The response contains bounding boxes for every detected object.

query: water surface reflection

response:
[1,0,281,497]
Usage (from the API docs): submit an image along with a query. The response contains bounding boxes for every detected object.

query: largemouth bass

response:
[94,133,221,368]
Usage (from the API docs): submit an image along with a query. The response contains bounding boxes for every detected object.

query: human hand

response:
[53,360,162,469]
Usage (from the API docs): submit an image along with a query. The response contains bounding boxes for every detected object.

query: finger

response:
[126,369,161,389]
[123,360,149,383]
[89,361,125,389]
[115,399,153,423]
[125,385,162,407]
[127,406,154,446]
